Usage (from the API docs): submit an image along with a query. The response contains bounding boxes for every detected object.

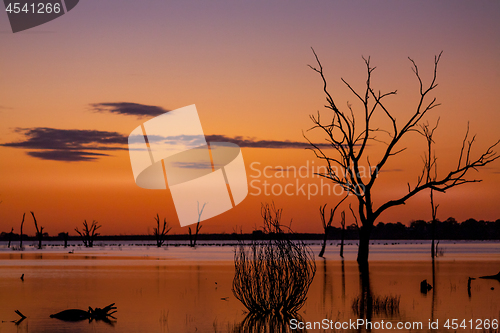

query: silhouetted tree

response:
[75,220,101,247]
[188,202,205,247]
[421,121,440,257]
[153,214,172,247]
[31,211,44,249]
[19,213,25,250]
[318,195,346,258]
[7,227,14,248]
[339,211,346,258]
[306,50,499,263]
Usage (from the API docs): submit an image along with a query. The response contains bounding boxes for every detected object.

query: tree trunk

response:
[8,228,13,248]
[20,213,25,249]
[318,228,328,257]
[431,217,436,258]
[340,225,345,258]
[357,224,372,264]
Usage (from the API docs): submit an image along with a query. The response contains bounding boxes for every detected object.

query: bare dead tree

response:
[306,50,499,264]
[19,213,25,249]
[188,202,205,247]
[153,214,172,247]
[31,211,44,249]
[7,227,14,248]
[421,120,440,258]
[339,211,346,258]
[75,220,101,248]
[318,195,347,257]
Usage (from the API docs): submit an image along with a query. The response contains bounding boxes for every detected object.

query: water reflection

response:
[431,259,437,321]
[356,262,372,328]
[341,259,346,305]
[321,258,333,308]
[232,313,305,333]
[1,247,499,333]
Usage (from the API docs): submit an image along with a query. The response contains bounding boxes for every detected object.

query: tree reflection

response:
[356,262,373,326]
[351,263,401,332]
[231,313,305,333]
[321,258,334,308]
[341,259,346,305]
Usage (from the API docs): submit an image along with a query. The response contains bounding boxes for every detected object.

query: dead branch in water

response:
[153,214,172,247]
[31,211,44,249]
[19,213,25,250]
[75,220,101,247]
[189,202,205,247]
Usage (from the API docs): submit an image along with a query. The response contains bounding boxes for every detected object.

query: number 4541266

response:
[444,319,498,330]
[5,3,61,14]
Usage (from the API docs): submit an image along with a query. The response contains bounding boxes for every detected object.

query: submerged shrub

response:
[232,203,316,316]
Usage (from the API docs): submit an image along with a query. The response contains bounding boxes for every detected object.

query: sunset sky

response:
[1,1,499,236]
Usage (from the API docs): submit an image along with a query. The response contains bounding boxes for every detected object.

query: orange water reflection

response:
[0,253,499,332]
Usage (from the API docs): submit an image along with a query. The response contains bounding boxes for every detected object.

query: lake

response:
[0,240,499,332]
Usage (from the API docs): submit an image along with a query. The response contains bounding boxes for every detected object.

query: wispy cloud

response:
[172,161,213,170]
[133,134,332,149]
[378,168,404,173]
[90,102,169,117]
[1,127,127,162]
[205,135,335,149]
[27,150,109,162]
[1,128,335,162]
[147,134,206,147]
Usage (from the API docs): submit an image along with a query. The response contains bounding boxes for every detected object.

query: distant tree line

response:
[324,217,500,240]
[252,217,500,241]
[1,217,499,242]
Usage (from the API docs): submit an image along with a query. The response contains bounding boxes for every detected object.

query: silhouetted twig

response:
[75,220,101,247]
[318,195,347,258]
[31,211,44,249]
[189,202,205,247]
[153,214,172,247]
[19,213,25,250]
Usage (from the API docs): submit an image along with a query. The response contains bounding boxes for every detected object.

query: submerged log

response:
[420,279,432,294]
[479,271,500,281]
[50,309,90,321]
[50,303,117,323]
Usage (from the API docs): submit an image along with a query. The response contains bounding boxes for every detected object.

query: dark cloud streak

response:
[1,127,336,162]
[90,102,169,117]
[205,135,336,149]
[1,127,127,162]
[27,150,109,162]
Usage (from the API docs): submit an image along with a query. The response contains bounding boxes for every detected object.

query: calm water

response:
[0,241,499,332]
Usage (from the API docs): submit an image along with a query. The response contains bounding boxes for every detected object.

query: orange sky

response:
[0,1,499,235]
